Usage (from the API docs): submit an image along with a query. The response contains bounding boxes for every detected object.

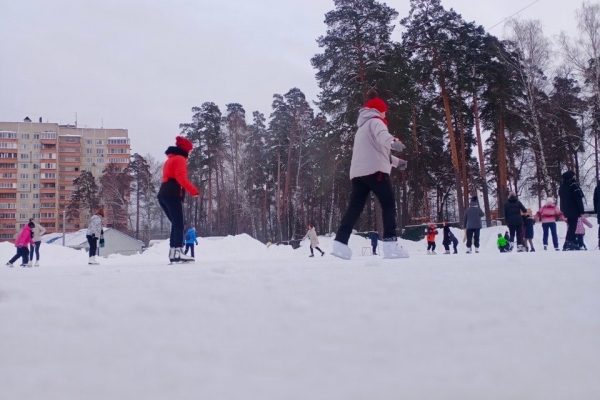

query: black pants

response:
[427,241,436,251]
[542,222,559,249]
[184,243,195,257]
[9,247,29,265]
[574,234,586,249]
[158,194,184,248]
[310,246,324,256]
[335,173,396,245]
[443,238,458,253]
[87,235,98,257]
[371,242,377,255]
[508,224,523,246]
[565,216,578,247]
[466,229,480,248]
[29,241,41,261]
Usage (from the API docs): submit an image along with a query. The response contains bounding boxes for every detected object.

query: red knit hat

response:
[175,136,193,152]
[365,97,388,113]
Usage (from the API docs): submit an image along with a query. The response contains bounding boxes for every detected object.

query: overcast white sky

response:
[0,0,582,160]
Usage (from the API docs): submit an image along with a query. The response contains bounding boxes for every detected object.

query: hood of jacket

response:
[357,107,385,128]
[562,170,575,182]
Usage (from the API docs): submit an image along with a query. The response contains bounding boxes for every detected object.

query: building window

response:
[0,131,17,139]
[21,133,30,139]
[40,132,57,140]
[34,134,40,139]
[20,153,29,160]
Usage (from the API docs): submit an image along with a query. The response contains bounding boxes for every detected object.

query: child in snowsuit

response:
[523,209,536,252]
[332,90,408,260]
[304,224,325,257]
[183,226,198,258]
[442,223,459,254]
[575,215,593,250]
[497,234,510,253]
[426,224,438,254]
[157,136,199,263]
[6,222,34,267]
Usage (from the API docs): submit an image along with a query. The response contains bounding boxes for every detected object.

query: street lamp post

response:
[62,210,66,246]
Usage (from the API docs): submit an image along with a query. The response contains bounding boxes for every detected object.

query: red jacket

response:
[160,153,199,197]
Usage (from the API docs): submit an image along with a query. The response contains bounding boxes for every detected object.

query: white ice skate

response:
[88,256,99,265]
[169,247,194,264]
[331,240,352,260]
[382,240,409,259]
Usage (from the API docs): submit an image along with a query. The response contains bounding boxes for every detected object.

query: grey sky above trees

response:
[0,0,579,160]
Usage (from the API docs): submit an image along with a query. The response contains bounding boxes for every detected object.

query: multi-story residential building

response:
[0,119,130,240]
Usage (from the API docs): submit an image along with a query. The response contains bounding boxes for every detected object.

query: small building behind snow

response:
[43,228,143,257]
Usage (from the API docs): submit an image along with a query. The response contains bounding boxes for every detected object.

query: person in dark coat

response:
[558,170,585,251]
[368,231,379,255]
[504,192,527,251]
[594,180,600,249]
[463,196,484,253]
[442,222,458,254]
[523,209,535,252]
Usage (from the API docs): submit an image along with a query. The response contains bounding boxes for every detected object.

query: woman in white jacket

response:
[332,90,408,260]
[28,218,46,266]
[304,224,325,257]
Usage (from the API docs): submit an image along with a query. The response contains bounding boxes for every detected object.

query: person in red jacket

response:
[158,136,200,263]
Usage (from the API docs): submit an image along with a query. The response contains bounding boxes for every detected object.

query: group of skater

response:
[5,218,46,267]
[423,171,600,254]
[6,90,599,265]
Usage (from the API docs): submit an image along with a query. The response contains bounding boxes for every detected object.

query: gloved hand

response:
[391,139,406,152]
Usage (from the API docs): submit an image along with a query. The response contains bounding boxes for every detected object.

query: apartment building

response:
[0,119,130,240]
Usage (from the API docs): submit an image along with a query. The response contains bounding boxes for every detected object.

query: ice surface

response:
[0,223,599,399]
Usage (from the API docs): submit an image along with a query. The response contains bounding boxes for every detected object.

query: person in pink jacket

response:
[6,221,35,267]
[575,215,593,250]
[535,198,564,251]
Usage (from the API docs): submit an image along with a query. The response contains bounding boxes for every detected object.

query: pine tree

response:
[100,163,131,231]
[68,170,100,225]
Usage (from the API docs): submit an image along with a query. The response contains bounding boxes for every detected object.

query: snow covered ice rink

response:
[1,225,599,400]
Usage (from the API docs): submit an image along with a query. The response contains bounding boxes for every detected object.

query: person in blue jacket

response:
[183,226,198,258]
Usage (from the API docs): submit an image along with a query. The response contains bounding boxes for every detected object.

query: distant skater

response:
[184,226,198,258]
[426,224,438,255]
[464,196,484,253]
[304,224,325,257]
[86,208,104,265]
[28,218,46,267]
[442,222,458,254]
[6,222,34,267]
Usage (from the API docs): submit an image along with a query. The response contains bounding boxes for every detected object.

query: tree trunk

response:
[497,112,509,221]
[439,79,465,223]
[473,93,492,226]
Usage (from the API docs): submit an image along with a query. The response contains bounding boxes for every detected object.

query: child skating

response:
[426,224,438,254]
[6,222,34,267]
[304,224,325,257]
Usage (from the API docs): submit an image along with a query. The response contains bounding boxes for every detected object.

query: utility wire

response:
[488,0,541,30]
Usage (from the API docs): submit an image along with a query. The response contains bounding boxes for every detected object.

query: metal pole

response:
[62,210,66,246]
